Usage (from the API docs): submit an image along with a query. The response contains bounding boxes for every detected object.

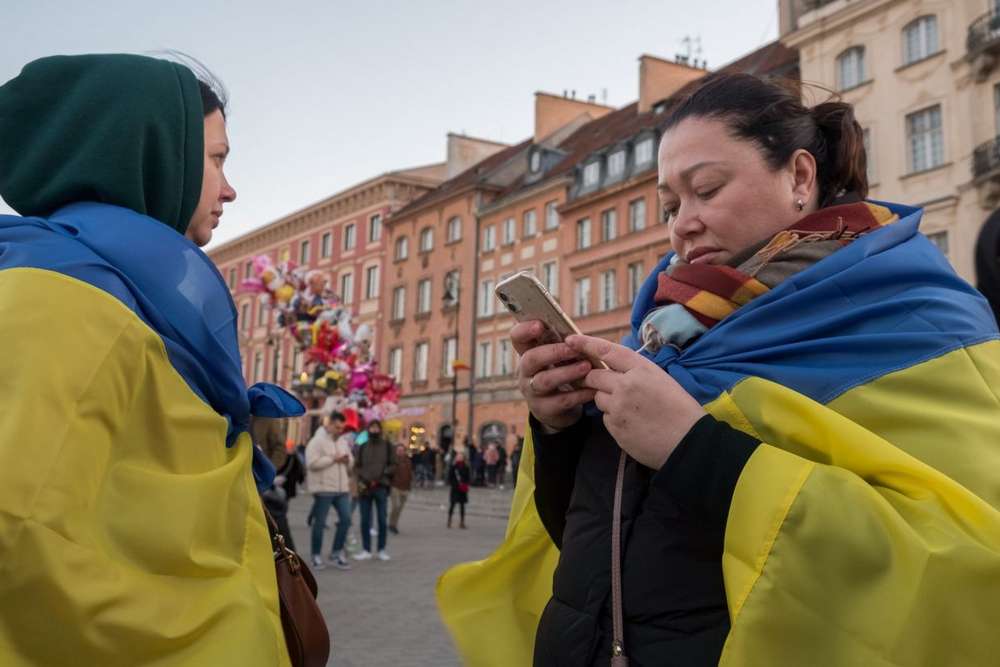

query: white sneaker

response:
[377,550,391,561]
[352,550,373,561]
[310,554,326,570]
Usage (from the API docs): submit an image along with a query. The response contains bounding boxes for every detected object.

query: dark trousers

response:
[359,485,389,552]
[448,500,466,522]
[309,492,351,557]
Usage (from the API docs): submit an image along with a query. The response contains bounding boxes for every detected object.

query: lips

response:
[686,246,721,264]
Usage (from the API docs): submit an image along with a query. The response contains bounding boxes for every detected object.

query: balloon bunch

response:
[239,255,401,423]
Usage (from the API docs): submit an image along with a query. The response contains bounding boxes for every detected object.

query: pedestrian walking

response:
[447,451,471,529]
[484,442,499,487]
[354,420,395,561]
[305,411,354,570]
[0,53,303,664]
[389,444,412,534]
[496,440,508,489]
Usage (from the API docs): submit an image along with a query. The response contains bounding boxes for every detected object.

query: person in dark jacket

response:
[353,419,395,561]
[447,450,471,529]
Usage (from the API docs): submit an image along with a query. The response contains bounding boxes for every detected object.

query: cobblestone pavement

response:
[284,487,511,666]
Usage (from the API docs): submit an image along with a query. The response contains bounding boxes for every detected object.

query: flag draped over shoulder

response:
[437,201,1000,666]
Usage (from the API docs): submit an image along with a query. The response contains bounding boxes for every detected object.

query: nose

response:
[221,176,237,204]
[670,202,704,241]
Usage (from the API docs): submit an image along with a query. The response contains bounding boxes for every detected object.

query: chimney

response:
[533,92,614,143]
[638,54,705,113]
[445,133,509,178]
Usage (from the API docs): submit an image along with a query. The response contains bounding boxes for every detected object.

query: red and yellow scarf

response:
[654,202,899,328]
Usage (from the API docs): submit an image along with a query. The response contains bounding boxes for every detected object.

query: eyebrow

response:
[209,142,230,157]
[657,160,725,195]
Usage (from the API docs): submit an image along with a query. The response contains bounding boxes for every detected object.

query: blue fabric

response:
[623,201,999,406]
[359,486,389,552]
[0,202,305,489]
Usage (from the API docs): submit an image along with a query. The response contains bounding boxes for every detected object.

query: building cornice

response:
[208,171,441,264]
[478,176,572,217]
[782,0,905,49]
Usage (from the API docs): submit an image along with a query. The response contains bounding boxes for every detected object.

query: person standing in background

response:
[447,451,471,529]
[354,420,395,561]
[388,444,412,535]
[305,411,354,570]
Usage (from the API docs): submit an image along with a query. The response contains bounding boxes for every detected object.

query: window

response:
[583,161,600,187]
[447,216,462,243]
[544,201,559,230]
[244,261,253,280]
[502,218,516,245]
[523,210,537,238]
[574,277,591,317]
[608,150,626,178]
[629,198,646,232]
[541,261,558,296]
[635,138,654,165]
[392,286,406,320]
[443,337,458,377]
[364,265,379,300]
[417,279,432,313]
[388,347,403,383]
[483,225,497,252]
[836,46,866,91]
[343,223,356,251]
[272,344,283,384]
[414,342,429,382]
[863,128,876,184]
[906,105,944,173]
[321,232,332,258]
[627,262,645,302]
[479,279,496,317]
[369,214,382,242]
[339,272,354,305]
[927,231,949,255]
[419,227,434,252]
[476,341,493,378]
[240,302,250,331]
[278,247,290,264]
[576,218,592,249]
[395,235,409,260]
[601,208,618,241]
[601,270,617,311]
[299,240,311,265]
[530,150,541,172]
[443,270,460,306]
[228,267,236,290]
[902,16,938,66]
[497,339,512,376]
[253,351,263,384]
[256,298,267,326]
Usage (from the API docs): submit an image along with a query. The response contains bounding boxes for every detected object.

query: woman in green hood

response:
[0,54,306,666]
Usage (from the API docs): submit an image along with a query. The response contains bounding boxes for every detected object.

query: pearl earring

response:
[795,199,805,212]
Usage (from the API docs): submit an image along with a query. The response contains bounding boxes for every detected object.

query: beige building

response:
[781,0,1000,281]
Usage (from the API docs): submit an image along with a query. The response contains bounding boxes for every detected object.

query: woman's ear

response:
[789,148,818,208]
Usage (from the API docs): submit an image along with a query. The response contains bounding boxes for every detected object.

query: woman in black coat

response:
[447,450,471,529]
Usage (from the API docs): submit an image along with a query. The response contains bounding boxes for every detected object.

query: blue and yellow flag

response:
[438,202,1000,666]
[0,203,302,666]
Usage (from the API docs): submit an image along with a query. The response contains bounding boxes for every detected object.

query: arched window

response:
[419,227,434,252]
[394,235,409,260]
[836,46,866,91]
[902,16,938,66]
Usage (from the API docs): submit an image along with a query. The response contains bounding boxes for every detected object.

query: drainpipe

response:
[467,192,483,444]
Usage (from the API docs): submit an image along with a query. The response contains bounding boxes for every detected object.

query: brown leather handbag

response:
[264,508,331,667]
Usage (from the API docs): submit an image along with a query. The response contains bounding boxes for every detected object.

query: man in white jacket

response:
[305,411,355,570]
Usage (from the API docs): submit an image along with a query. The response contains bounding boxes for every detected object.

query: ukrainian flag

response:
[0,203,300,665]
[438,202,1000,666]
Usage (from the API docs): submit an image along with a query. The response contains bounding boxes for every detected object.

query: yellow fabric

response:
[0,268,289,666]
[438,340,1000,666]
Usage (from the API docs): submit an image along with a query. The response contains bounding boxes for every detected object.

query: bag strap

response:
[611,449,629,666]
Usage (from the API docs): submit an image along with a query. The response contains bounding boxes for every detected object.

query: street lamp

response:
[442,271,466,450]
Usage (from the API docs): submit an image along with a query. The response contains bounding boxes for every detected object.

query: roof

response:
[389,139,533,221]
[493,40,800,201]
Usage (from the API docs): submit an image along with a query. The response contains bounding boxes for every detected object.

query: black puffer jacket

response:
[532,413,758,666]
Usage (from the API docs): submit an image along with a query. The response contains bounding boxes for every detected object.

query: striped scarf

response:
[653,202,899,330]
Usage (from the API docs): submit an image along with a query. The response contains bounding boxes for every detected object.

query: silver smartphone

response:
[494,271,609,370]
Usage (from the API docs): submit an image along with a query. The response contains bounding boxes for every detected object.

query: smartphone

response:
[494,272,609,370]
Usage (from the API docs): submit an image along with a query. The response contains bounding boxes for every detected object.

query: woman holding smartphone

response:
[493,73,1000,666]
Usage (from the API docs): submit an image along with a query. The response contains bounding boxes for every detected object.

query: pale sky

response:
[1,0,779,247]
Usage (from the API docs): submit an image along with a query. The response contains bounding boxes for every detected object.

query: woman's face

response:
[657,117,816,266]
[186,109,236,247]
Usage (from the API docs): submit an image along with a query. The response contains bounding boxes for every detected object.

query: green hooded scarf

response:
[0,54,204,234]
